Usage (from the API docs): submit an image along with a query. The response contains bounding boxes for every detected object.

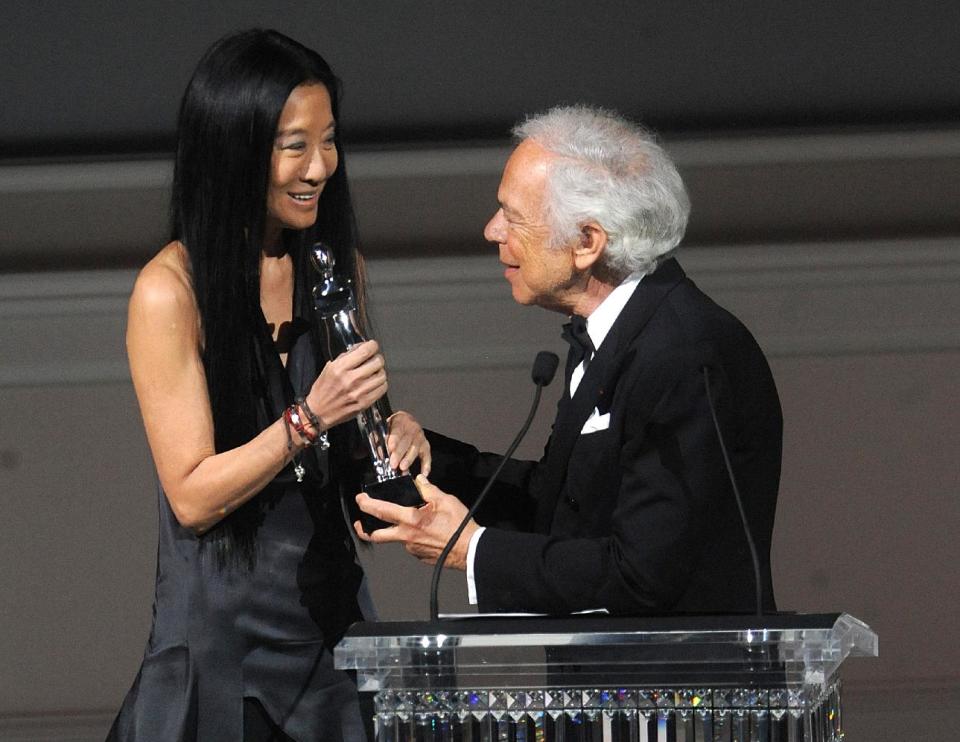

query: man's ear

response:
[573,221,608,271]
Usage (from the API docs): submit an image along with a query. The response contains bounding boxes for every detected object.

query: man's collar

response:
[581,270,647,352]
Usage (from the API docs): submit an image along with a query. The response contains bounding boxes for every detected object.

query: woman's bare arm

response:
[126,244,388,534]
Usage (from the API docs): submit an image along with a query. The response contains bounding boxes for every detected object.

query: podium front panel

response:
[336,613,877,741]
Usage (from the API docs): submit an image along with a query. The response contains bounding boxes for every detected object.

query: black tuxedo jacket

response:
[428,258,782,615]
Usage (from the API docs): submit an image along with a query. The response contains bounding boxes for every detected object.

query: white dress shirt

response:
[465,271,647,605]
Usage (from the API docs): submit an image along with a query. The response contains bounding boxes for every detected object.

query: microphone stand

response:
[428,352,558,622]
[702,365,764,616]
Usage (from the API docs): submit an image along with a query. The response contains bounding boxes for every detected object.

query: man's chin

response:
[510,287,537,306]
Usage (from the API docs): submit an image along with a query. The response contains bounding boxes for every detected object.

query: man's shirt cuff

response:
[465,526,486,605]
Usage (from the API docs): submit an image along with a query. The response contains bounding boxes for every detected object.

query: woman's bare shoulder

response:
[130,241,196,317]
[127,241,202,354]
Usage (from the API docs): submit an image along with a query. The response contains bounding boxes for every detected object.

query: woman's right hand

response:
[305,340,388,429]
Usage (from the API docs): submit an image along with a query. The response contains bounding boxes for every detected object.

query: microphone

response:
[702,365,764,616]
[531,350,559,386]
[428,351,559,621]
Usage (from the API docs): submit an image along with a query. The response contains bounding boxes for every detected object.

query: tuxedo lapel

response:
[533,258,688,533]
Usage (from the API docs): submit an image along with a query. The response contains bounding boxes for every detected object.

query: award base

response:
[360,474,424,534]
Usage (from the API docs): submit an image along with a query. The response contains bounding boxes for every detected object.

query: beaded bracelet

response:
[295,396,330,451]
[285,405,318,445]
[280,408,306,482]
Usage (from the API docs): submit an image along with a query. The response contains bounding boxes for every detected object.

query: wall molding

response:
[3,128,960,268]
[1,238,958,388]
[0,710,115,742]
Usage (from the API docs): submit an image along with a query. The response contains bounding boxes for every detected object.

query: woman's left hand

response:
[386,411,431,476]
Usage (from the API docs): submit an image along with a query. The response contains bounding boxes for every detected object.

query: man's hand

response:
[354,475,477,571]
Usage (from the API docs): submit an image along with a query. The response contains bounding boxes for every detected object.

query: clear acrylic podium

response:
[335,613,877,741]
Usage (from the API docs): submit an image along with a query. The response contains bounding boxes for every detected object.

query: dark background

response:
[3,1,960,159]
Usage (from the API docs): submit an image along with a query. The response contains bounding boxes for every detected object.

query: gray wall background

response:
[1,3,959,740]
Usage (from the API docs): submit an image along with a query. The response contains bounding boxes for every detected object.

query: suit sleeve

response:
[424,429,542,530]
[474,344,733,614]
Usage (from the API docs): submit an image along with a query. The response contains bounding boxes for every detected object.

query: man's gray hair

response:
[513,105,690,277]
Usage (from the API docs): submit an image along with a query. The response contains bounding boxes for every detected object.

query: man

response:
[356,105,782,615]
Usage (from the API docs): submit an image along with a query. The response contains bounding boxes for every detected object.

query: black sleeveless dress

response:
[108,298,370,741]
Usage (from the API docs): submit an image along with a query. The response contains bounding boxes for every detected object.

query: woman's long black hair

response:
[171,29,367,565]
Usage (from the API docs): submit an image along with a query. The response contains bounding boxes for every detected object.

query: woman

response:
[108,29,428,741]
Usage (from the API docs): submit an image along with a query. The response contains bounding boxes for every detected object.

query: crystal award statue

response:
[309,242,423,533]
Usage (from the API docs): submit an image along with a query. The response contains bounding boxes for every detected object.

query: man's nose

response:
[483,209,506,243]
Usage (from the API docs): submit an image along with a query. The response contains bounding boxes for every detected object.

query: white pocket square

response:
[580,410,611,434]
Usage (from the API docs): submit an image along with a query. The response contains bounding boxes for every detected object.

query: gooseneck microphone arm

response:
[702,365,764,616]
[429,351,559,622]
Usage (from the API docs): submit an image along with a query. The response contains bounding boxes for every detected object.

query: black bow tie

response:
[561,314,595,369]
